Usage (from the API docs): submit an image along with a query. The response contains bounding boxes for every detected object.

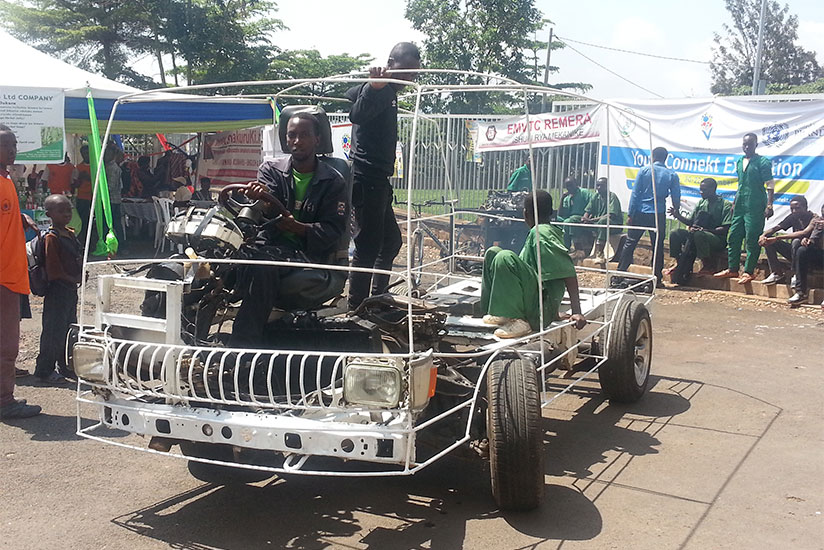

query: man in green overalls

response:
[480,190,587,339]
[557,176,594,253]
[715,133,774,284]
[667,177,733,285]
[583,177,624,260]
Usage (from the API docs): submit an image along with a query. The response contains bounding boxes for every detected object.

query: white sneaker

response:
[482,314,508,325]
[762,273,785,285]
[787,291,807,306]
[494,319,532,339]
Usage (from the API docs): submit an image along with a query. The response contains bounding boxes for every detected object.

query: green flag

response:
[86,89,118,256]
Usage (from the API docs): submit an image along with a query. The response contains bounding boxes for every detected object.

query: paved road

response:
[2,298,822,549]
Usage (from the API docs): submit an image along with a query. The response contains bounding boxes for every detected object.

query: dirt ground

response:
[2,280,822,550]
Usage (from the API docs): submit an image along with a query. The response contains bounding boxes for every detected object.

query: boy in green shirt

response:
[557,176,594,254]
[583,177,624,260]
[667,177,732,284]
[481,190,587,338]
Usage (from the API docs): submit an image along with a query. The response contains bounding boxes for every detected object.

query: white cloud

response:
[797,20,824,62]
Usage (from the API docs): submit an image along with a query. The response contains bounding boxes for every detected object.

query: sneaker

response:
[34,372,70,386]
[494,319,532,339]
[787,291,808,306]
[790,275,798,289]
[762,273,785,285]
[482,314,508,325]
[14,367,29,378]
[0,399,42,420]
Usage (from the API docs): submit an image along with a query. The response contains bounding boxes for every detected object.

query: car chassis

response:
[72,75,659,510]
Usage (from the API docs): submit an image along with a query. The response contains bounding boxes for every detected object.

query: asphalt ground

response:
[2,291,822,550]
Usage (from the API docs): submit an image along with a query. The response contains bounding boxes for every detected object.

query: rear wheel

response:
[598,300,652,403]
[486,357,544,510]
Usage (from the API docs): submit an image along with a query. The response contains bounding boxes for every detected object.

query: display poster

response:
[200,127,263,188]
[600,97,824,221]
[0,86,66,163]
[472,105,604,152]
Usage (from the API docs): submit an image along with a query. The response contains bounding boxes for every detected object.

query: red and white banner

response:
[473,105,604,152]
[199,127,263,188]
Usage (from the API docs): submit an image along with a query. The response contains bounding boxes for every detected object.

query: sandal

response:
[737,273,755,284]
[713,269,739,279]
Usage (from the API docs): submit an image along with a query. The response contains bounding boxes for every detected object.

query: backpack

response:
[28,229,56,297]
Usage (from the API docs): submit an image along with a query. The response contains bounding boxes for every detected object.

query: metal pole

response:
[540,28,553,112]
[751,0,768,95]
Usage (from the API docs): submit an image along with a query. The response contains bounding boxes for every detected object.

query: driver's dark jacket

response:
[256,156,347,264]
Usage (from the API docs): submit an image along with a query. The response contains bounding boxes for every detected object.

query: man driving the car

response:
[231,112,348,346]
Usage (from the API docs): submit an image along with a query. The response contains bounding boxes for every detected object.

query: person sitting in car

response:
[481,190,587,339]
[231,112,348,346]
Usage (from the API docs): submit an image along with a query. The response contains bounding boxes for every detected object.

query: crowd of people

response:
[1,43,822,422]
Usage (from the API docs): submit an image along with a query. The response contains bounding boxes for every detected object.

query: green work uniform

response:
[584,191,623,241]
[481,223,576,330]
[281,168,313,247]
[557,188,593,248]
[507,164,532,191]
[728,155,772,273]
[670,195,733,260]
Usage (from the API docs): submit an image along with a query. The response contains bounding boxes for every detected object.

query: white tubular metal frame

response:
[75,72,657,477]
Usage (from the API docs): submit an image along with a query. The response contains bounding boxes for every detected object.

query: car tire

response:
[599,300,652,403]
[486,357,544,511]
[181,442,274,485]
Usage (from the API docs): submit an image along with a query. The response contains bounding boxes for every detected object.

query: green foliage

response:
[405,0,589,114]
[727,77,824,96]
[269,49,373,109]
[710,0,821,95]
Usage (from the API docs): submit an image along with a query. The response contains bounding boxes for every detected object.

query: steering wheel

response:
[218,183,288,226]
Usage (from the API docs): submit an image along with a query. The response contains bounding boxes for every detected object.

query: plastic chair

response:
[152,196,174,253]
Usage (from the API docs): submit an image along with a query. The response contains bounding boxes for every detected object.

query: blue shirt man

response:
[628,158,681,216]
[616,146,681,283]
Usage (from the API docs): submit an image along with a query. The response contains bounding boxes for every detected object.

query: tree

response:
[710,0,821,95]
[404,0,589,113]
[0,0,284,89]
[268,49,373,108]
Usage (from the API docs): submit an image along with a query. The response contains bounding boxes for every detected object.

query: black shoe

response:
[0,400,41,420]
[34,372,70,386]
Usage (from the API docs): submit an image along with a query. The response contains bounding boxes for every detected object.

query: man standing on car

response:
[346,42,421,310]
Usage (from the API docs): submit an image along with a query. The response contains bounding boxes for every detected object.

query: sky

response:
[272,0,824,100]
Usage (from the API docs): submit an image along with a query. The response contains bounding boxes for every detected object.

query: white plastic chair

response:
[152,197,174,253]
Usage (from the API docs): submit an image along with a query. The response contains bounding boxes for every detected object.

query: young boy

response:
[481,190,587,338]
[33,194,82,384]
[0,124,41,419]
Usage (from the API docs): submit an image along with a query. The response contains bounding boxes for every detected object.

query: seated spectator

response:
[172,176,192,202]
[583,177,624,260]
[557,176,594,254]
[758,194,814,285]
[507,156,532,192]
[481,190,587,339]
[666,177,732,285]
[788,204,823,306]
[192,177,213,201]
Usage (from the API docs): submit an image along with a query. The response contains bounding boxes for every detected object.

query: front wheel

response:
[410,229,425,287]
[487,357,544,511]
[598,300,652,403]
[180,442,274,485]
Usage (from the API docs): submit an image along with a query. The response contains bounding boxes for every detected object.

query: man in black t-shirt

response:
[346,42,421,310]
[759,194,814,284]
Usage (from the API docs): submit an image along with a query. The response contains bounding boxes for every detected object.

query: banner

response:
[200,127,263,188]
[473,105,604,152]
[0,86,65,162]
[600,97,824,221]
